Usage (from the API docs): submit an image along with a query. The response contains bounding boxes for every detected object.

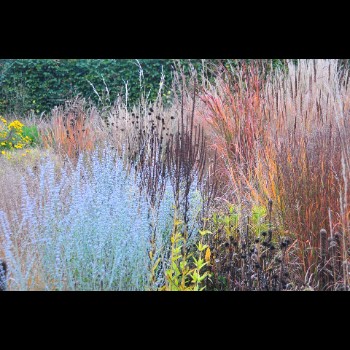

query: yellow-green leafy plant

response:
[0,117,32,158]
[160,213,210,291]
[191,229,211,291]
[251,205,269,236]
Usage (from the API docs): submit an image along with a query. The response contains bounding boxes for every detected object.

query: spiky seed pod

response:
[267,230,273,243]
[319,228,328,290]
[328,237,338,281]
[334,232,343,274]
[320,229,327,262]
[268,199,273,211]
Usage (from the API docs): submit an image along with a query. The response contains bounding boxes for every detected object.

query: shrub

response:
[0,148,203,290]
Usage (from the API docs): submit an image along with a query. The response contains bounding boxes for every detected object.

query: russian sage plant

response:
[0,148,203,290]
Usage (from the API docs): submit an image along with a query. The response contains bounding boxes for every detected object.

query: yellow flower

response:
[1,142,5,146]
[8,120,24,131]
[205,247,211,263]
[1,151,5,155]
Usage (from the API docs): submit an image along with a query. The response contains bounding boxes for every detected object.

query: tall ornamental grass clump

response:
[0,148,203,290]
[197,59,350,287]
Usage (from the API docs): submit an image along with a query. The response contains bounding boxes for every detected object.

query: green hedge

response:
[0,59,287,116]
[0,59,206,115]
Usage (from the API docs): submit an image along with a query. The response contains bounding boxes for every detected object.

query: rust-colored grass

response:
[197,60,350,284]
[41,99,98,159]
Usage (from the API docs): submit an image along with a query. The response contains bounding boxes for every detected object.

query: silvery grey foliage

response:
[0,148,202,290]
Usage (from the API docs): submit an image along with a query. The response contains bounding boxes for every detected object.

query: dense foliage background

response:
[0,59,203,115]
[0,59,291,115]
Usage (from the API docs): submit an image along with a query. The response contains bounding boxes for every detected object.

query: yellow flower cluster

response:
[0,116,32,159]
[8,120,24,131]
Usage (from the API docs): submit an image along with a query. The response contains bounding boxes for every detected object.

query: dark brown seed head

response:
[268,198,273,210]
[268,229,273,242]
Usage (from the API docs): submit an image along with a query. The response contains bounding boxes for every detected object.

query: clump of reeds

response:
[41,97,100,159]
